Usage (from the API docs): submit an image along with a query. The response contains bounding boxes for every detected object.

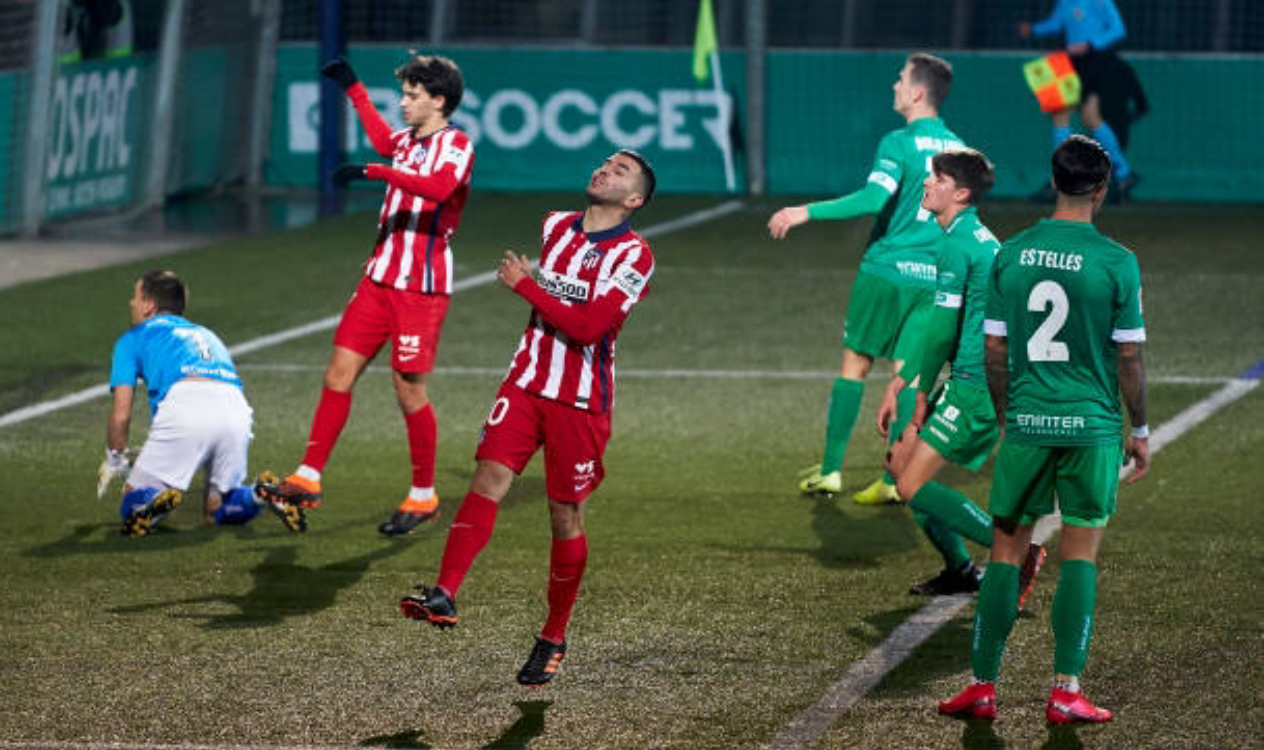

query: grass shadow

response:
[482,700,552,750]
[960,719,1006,749]
[357,700,551,750]
[107,541,410,628]
[809,495,920,568]
[22,520,217,558]
[359,729,434,748]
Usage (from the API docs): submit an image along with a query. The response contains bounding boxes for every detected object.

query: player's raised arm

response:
[323,59,396,157]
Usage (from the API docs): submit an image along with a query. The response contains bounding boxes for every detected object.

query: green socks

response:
[822,377,864,474]
[881,386,918,484]
[1052,559,1098,677]
[912,511,971,571]
[910,482,994,547]
[971,562,1020,681]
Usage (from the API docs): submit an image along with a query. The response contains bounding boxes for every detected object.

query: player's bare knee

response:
[548,500,584,539]
[470,460,514,501]
[840,349,873,379]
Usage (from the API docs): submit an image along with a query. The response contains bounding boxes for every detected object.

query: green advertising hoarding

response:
[42,55,151,219]
[269,45,1262,203]
[268,45,746,194]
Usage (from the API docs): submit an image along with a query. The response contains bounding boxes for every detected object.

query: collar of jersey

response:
[571,216,632,244]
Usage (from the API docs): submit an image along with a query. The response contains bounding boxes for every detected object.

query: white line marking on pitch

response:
[0,201,744,431]
[761,375,1259,750]
[234,363,1234,386]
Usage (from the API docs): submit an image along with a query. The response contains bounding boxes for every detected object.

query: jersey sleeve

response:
[984,245,1012,338]
[595,242,655,314]
[346,83,396,157]
[513,242,654,345]
[364,129,474,203]
[109,331,141,390]
[866,132,905,196]
[1110,252,1145,342]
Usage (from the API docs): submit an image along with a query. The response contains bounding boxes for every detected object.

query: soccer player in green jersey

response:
[939,136,1149,725]
[769,52,965,504]
[877,149,1047,602]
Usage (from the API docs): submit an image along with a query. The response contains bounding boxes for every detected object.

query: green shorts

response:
[920,379,998,472]
[988,440,1123,527]
[842,271,934,360]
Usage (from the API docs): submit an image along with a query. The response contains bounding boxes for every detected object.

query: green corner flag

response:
[693,0,718,82]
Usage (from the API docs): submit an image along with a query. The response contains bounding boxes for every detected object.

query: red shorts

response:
[475,383,612,503]
[333,277,450,373]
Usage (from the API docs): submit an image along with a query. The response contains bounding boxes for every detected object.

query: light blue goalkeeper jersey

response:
[110,314,242,416]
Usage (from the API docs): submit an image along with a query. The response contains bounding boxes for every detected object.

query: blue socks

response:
[119,487,159,519]
[1091,123,1131,179]
[213,486,261,525]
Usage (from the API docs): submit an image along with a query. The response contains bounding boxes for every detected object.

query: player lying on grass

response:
[398,150,656,688]
[939,136,1149,725]
[878,149,1047,603]
[259,54,475,537]
[99,270,304,536]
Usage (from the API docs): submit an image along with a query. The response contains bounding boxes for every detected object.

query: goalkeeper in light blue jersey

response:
[100,270,303,536]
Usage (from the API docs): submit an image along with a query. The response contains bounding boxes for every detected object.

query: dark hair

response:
[395,54,463,116]
[906,52,953,109]
[1052,135,1112,196]
[616,148,657,207]
[931,149,995,205]
[140,270,186,315]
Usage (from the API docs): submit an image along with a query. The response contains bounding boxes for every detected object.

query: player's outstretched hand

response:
[97,448,131,499]
[497,250,532,290]
[321,58,359,90]
[768,206,809,240]
[332,164,368,186]
[1123,435,1150,484]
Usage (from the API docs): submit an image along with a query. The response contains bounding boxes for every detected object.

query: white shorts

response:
[129,380,253,494]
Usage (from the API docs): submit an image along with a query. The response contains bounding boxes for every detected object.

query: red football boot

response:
[938,682,998,720]
[1047,688,1113,724]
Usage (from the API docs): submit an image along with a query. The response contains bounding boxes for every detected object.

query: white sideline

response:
[0,201,744,431]
[761,375,1260,750]
[233,363,1235,387]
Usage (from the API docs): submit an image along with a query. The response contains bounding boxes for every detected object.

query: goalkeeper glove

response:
[321,59,359,90]
[97,448,131,499]
[332,164,369,186]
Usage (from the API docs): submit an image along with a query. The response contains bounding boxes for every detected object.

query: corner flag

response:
[693,0,718,82]
[692,0,735,191]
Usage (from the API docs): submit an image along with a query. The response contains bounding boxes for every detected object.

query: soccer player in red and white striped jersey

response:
[399,150,657,687]
[260,55,474,536]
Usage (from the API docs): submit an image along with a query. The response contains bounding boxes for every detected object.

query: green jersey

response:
[936,207,1001,384]
[985,219,1145,446]
[859,116,966,290]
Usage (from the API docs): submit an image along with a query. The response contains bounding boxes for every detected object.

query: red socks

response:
[403,403,437,490]
[436,492,499,596]
[541,535,588,643]
[301,387,352,472]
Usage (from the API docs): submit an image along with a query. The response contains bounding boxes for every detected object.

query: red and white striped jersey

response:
[504,211,656,414]
[363,126,474,294]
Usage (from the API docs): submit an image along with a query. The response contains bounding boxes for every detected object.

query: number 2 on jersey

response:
[1027,280,1070,362]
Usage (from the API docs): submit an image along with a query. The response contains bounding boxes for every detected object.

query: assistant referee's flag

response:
[693,0,718,82]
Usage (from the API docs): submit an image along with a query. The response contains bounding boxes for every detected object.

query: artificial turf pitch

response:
[0,194,1259,749]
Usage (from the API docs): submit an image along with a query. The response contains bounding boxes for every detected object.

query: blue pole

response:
[318,0,344,216]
